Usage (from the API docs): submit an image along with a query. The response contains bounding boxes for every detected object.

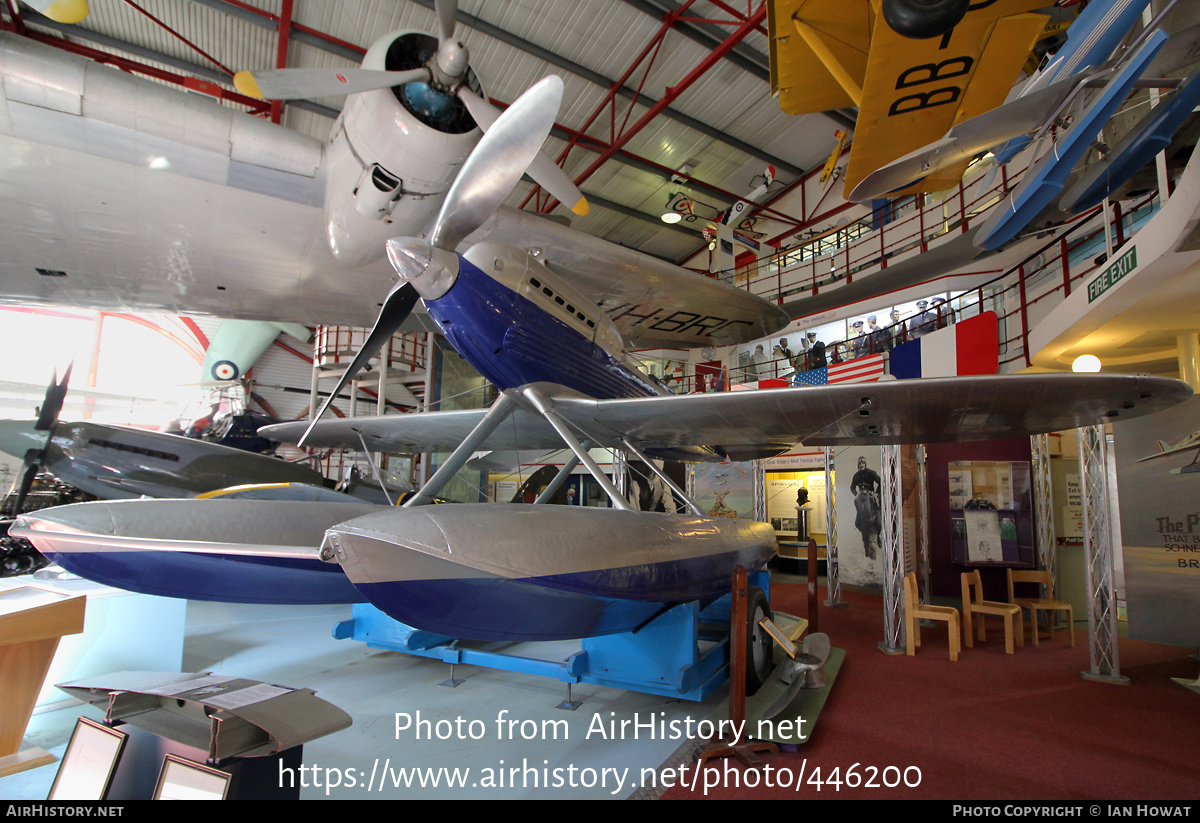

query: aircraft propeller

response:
[233,0,587,216]
[9,364,71,517]
[298,75,566,446]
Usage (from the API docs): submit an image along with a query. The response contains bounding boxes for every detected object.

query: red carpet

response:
[663,584,1200,800]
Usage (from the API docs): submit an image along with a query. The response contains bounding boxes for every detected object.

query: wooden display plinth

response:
[0,586,85,777]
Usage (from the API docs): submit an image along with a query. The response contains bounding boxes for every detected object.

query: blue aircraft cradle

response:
[332,570,771,702]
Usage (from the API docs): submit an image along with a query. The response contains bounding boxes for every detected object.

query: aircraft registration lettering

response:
[605,304,754,337]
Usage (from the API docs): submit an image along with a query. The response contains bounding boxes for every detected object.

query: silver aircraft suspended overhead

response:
[18,74,1187,645]
[0,0,786,351]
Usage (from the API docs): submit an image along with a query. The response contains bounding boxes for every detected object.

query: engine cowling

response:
[323,31,484,267]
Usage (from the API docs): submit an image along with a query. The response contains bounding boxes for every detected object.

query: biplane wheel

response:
[882,0,968,39]
[745,585,774,695]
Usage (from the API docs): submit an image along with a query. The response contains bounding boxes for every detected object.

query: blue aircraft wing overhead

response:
[1060,68,1200,213]
[976,29,1168,251]
[993,0,1156,166]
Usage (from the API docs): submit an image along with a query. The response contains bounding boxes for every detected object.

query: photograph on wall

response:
[834,446,883,587]
[1113,393,1200,648]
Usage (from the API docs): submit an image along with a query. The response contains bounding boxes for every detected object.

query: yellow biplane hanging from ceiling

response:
[768,0,1066,200]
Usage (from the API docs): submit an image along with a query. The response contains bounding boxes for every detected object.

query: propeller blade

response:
[436,0,457,44]
[430,75,565,251]
[35,362,71,432]
[233,67,431,101]
[298,283,421,448]
[458,87,588,217]
[10,450,41,517]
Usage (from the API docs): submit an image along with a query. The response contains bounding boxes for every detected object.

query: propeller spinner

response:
[233,0,586,217]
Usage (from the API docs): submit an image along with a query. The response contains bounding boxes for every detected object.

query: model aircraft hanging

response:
[1136,429,1200,475]
[0,2,786,349]
[852,0,1200,241]
[768,0,1056,199]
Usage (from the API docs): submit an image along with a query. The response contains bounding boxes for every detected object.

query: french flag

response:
[891,312,998,379]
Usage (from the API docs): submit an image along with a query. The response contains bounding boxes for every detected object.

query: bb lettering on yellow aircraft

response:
[768,0,1056,199]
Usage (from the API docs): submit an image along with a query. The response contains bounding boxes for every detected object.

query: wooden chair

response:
[904,572,960,661]
[961,570,1024,654]
[1007,569,1075,648]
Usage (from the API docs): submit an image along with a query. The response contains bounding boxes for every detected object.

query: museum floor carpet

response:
[663,582,1200,800]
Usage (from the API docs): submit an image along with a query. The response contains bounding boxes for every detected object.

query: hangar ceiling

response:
[4,0,847,265]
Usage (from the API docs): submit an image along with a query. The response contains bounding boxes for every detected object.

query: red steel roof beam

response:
[539,2,767,214]
[517,2,694,211]
[119,0,235,77]
[13,29,270,112]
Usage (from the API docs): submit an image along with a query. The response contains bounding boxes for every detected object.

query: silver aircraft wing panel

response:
[550,374,1191,450]
[470,207,790,348]
[261,407,576,454]
[265,374,1190,457]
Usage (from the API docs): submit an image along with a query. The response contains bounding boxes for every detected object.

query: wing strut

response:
[521,387,636,512]
[533,454,581,504]
[791,18,862,107]
[403,393,517,507]
[621,437,705,517]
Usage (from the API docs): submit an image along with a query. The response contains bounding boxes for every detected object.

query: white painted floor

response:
[4,599,735,800]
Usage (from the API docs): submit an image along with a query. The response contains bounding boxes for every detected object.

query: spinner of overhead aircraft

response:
[0,3,786,351]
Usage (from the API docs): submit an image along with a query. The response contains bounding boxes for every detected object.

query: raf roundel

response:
[211,360,240,381]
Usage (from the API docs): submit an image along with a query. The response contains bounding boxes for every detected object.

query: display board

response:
[1114,393,1200,648]
[947,460,1034,567]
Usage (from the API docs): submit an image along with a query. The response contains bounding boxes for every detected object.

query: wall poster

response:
[1113,393,1200,648]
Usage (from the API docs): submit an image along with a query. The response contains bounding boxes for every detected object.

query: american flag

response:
[794,367,828,386]
[793,354,886,386]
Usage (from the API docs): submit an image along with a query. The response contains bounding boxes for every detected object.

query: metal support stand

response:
[753,460,766,523]
[611,448,627,502]
[557,683,582,711]
[1031,433,1058,626]
[917,445,931,600]
[440,663,464,688]
[1077,425,1128,684]
[824,447,844,607]
[878,444,905,655]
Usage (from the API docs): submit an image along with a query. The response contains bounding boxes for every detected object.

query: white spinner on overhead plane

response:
[319,29,483,267]
[235,0,587,269]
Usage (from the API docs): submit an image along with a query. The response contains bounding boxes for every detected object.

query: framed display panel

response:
[47,717,127,801]
[948,460,1035,567]
[152,754,231,800]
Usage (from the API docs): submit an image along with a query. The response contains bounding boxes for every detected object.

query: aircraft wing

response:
[263,374,1190,457]
[768,1,1049,198]
[846,1,1049,198]
[0,32,775,345]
